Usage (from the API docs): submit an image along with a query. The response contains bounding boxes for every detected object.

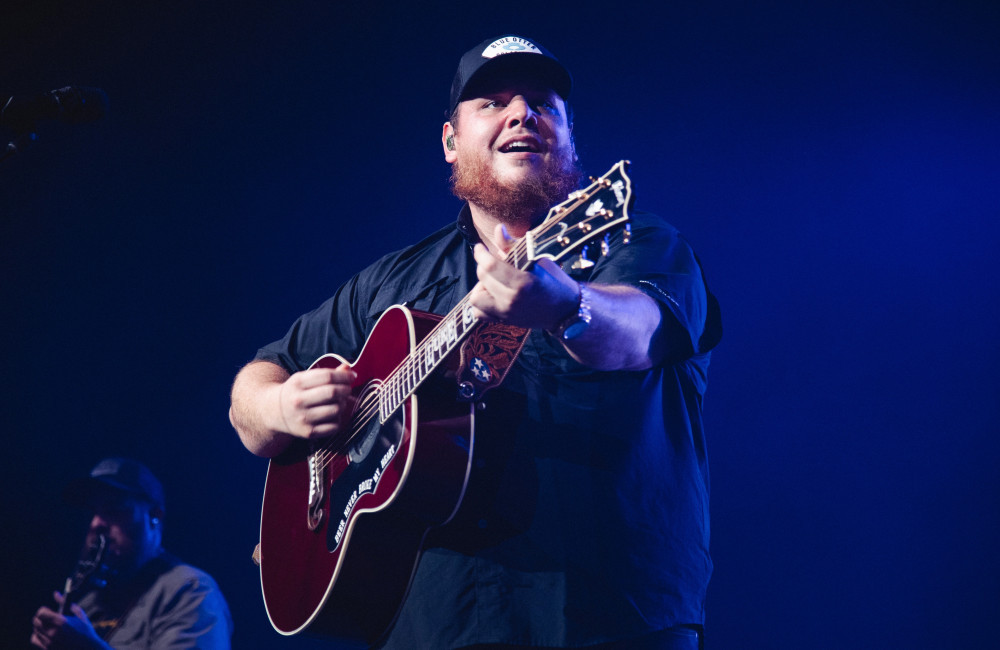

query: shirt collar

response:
[454,203,553,247]
[455,203,482,247]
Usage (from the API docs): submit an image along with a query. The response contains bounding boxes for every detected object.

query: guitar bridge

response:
[306,449,325,531]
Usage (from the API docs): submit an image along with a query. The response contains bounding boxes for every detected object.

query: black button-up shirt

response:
[257,205,721,648]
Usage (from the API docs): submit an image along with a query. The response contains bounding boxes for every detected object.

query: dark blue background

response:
[3,1,997,647]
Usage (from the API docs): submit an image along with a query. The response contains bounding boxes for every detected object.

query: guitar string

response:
[308,235,532,470]
[307,205,620,471]
[308,202,621,471]
[309,298,476,470]
[309,284,488,470]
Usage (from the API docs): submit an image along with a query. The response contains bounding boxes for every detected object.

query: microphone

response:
[1,86,108,133]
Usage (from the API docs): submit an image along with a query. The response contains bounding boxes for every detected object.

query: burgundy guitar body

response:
[259,305,474,643]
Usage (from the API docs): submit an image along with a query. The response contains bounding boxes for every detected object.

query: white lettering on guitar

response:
[332,446,396,548]
[381,445,396,469]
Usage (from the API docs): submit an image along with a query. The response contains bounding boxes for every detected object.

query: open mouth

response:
[499,140,542,153]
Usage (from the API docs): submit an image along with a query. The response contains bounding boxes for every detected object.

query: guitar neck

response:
[59,534,108,614]
[377,160,632,421]
[378,295,481,421]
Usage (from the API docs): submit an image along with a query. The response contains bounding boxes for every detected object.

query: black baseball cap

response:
[449,35,572,114]
[64,457,166,514]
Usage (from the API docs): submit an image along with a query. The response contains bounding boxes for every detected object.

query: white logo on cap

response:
[481,36,543,59]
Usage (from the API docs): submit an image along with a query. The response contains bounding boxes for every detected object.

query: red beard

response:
[450,145,583,229]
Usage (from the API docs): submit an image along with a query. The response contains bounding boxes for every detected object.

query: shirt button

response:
[477,518,488,529]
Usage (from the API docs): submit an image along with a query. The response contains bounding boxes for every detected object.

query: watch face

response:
[562,319,588,340]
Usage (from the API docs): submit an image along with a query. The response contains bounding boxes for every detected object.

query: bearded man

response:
[230,35,721,650]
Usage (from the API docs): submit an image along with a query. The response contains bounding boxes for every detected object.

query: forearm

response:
[229,361,294,458]
[557,283,666,371]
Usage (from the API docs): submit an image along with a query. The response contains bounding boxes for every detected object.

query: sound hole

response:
[326,392,405,552]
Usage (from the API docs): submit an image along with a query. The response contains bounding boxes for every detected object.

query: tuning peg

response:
[572,245,595,270]
[601,235,610,256]
[622,224,631,244]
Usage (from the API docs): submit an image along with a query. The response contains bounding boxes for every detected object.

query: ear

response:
[442,122,458,163]
[149,507,164,529]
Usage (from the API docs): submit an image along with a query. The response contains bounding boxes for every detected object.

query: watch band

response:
[550,283,593,340]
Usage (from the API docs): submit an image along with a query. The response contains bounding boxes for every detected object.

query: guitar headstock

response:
[59,533,111,613]
[525,160,633,267]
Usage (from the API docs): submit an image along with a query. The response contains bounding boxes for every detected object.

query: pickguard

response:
[326,401,405,551]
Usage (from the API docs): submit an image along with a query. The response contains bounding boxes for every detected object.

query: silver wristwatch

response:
[550,283,592,341]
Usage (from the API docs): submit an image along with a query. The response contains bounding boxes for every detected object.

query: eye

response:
[482,99,506,109]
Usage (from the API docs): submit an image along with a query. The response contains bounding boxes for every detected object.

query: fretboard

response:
[377,295,480,422]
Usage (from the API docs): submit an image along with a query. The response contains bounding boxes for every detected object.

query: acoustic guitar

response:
[258,160,633,642]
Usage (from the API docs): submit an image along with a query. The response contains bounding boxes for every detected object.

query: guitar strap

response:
[455,322,530,402]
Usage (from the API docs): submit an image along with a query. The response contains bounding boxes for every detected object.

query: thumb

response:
[493,223,516,255]
[70,602,91,623]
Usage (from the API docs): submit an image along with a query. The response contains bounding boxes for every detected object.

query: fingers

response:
[279,367,358,439]
[467,282,498,323]
[30,629,51,649]
[292,369,355,408]
[472,237,581,329]
[473,242,505,277]
[474,244,521,300]
[31,608,60,649]
[70,603,88,621]
[472,243,530,323]
[34,607,60,626]
[296,365,356,388]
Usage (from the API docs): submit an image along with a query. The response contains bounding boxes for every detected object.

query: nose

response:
[505,96,538,131]
[90,512,109,532]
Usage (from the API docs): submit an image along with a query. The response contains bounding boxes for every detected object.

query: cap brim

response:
[456,54,572,109]
[63,476,151,509]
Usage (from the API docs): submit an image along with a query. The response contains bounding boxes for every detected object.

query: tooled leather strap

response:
[455,322,530,402]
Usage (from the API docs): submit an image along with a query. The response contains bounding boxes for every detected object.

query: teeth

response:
[503,142,537,152]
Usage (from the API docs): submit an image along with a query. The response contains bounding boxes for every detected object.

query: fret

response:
[378,380,387,421]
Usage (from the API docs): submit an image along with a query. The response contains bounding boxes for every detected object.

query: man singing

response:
[230,34,721,649]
